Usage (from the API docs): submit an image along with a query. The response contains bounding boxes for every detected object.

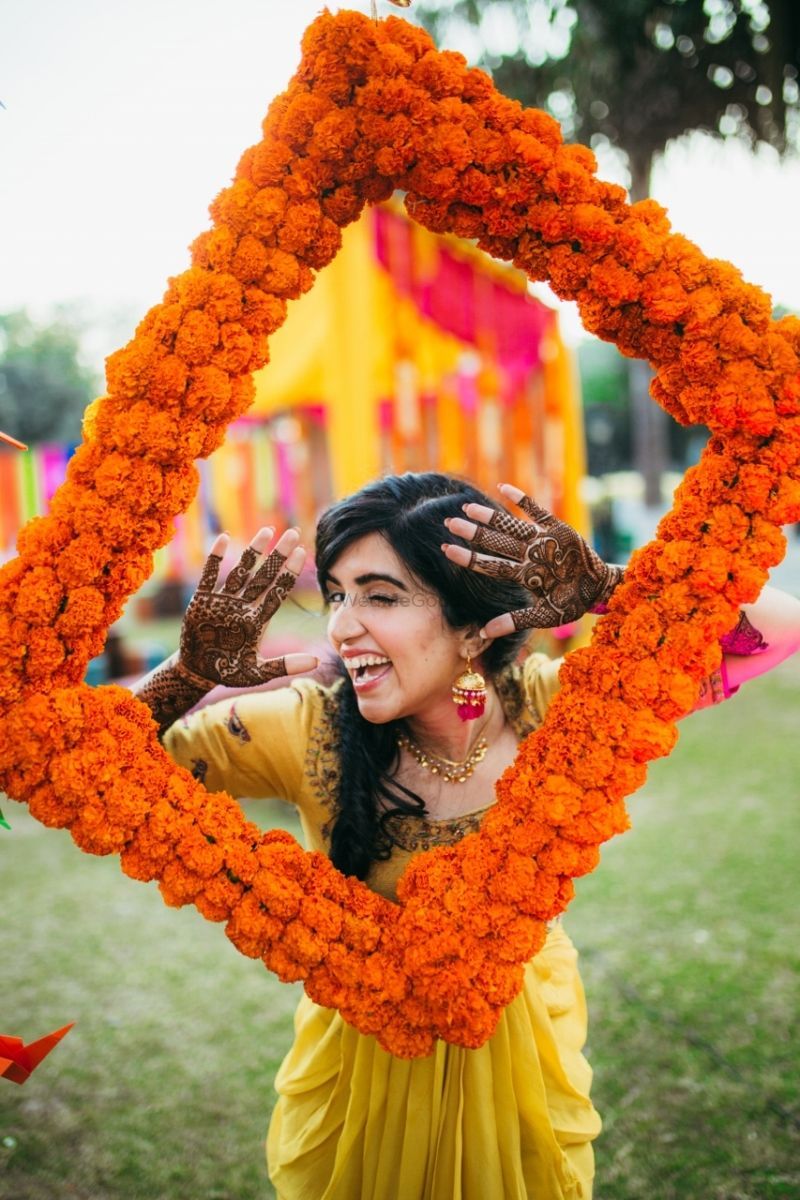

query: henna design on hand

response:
[222,546,260,594]
[240,550,286,602]
[468,551,519,581]
[179,541,298,688]
[470,525,527,562]
[694,666,727,710]
[455,492,625,629]
[132,525,303,740]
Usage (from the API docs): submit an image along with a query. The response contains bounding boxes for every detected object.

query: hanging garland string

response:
[1,10,799,1059]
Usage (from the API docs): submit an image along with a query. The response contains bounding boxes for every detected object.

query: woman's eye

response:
[324,590,398,606]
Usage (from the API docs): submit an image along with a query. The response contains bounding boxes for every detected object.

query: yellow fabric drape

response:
[267,927,599,1200]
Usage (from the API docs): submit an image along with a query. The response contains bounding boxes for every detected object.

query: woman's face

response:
[323,533,469,725]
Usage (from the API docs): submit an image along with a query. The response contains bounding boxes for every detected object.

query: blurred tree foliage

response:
[417,2,796,495]
[417,0,800,198]
[0,309,99,445]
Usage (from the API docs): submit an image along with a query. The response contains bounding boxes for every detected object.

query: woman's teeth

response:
[346,655,392,681]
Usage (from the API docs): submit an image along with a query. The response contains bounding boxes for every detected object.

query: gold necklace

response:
[396,730,489,784]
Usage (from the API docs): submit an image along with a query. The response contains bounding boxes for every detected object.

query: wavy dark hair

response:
[315,472,533,880]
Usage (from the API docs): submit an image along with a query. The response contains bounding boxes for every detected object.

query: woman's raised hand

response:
[442,483,624,637]
[177,526,318,687]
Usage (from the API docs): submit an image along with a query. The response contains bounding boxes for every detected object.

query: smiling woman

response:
[129,468,800,1200]
[136,471,600,1198]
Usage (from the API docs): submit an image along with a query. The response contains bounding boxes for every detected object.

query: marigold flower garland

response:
[1,10,799,1058]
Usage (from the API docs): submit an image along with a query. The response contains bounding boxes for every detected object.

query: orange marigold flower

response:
[26,781,78,829]
[239,186,286,242]
[240,288,287,337]
[211,323,255,376]
[277,200,323,254]
[226,892,284,958]
[209,179,258,235]
[173,309,220,366]
[262,943,306,985]
[279,91,333,152]
[640,268,690,324]
[538,837,600,878]
[230,234,270,286]
[12,566,64,625]
[190,226,238,273]
[590,258,642,307]
[259,247,302,297]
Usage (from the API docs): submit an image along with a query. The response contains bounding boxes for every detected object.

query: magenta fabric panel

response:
[39,445,70,505]
[457,371,479,416]
[373,207,548,367]
[275,440,294,515]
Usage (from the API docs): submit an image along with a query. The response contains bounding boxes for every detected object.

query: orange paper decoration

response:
[0,1023,74,1085]
[1,10,799,1058]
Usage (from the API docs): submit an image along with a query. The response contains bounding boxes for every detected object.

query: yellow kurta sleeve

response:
[162,679,324,802]
[522,651,564,723]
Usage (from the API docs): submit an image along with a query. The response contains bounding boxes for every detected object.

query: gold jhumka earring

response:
[451,653,487,722]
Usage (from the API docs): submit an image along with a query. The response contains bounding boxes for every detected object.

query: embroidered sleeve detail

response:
[304,681,345,836]
[719,611,769,656]
[225,702,252,743]
[493,662,541,739]
[190,757,208,784]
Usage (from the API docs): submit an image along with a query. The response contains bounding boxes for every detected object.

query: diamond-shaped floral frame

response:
[1,10,799,1058]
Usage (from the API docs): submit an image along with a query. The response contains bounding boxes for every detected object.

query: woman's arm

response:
[718,586,800,698]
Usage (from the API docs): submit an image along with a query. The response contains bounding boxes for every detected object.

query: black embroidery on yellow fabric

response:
[493,661,542,740]
[190,757,208,784]
[305,680,346,843]
[225,702,252,743]
[381,807,491,852]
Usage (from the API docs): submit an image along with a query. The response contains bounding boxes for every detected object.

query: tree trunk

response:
[630,359,667,507]
[628,152,668,508]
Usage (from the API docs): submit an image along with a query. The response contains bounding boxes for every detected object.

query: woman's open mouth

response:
[345,655,393,692]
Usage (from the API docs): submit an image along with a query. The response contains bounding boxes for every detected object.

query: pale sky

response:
[2,0,799,368]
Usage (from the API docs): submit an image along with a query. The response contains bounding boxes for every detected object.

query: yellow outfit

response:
[164,654,601,1200]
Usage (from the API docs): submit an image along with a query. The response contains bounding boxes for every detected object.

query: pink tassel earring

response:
[452,653,487,721]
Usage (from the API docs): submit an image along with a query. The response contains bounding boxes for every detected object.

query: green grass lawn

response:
[2,659,799,1200]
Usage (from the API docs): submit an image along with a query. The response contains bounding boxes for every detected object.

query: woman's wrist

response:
[173,655,218,690]
[131,653,214,738]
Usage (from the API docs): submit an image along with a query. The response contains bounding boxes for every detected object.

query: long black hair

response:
[315,472,533,880]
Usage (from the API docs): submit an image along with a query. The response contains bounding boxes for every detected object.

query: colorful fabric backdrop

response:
[0,204,586,581]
